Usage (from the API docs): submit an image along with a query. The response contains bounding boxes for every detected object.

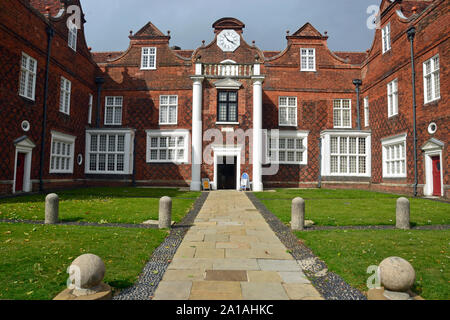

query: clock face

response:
[217,29,240,52]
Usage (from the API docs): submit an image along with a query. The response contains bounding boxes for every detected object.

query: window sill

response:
[216,122,239,125]
[159,123,178,126]
[279,124,298,128]
[19,94,36,104]
[300,69,316,72]
[423,98,441,107]
[141,67,157,71]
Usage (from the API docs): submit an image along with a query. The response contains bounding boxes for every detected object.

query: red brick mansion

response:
[0,0,448,198]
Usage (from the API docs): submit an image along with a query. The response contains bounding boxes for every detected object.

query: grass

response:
[0,187,201,224]
[0,222,168,300]
[296,229,450,300]
[255,189,450,226]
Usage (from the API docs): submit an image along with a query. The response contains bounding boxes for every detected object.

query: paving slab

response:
[152,191,322,300]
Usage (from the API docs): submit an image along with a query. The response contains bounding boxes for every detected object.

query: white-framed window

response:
[279,97,297,126]
[19,53,37,100]
[146,130,189,163]
[333,99,352,128]
[104,96,123,125]
[423,55,440,103]
[381,23,391,54]
[68,24,77,51]
[49,131,76,174]
[159,95,178,125]
[88,94,93,124]
[267,130,308,165]
[141,47,157,70]
[382,133,407,178]
[387,79,398,117]
[364,97,369,127]
[321,131,371,177]
[59,77,71,115]
[85,129,134,175]
[300,48,316,71]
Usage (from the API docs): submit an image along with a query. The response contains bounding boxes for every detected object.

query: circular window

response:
[21,120,30,132]
[77,154,83,165]
[428,122,437,134]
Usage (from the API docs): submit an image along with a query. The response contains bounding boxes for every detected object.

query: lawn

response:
[0,187,201,224]
[0,222,167,300]
[255,189,450,226]
[297,229,450,300]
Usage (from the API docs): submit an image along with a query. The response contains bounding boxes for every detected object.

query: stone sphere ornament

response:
[68,254,106,296]
[379,256,416,292]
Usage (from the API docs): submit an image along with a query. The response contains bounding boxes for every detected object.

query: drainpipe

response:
[407,26,418,197]
[39,25,54,192]
[318,137,322,188]
[95,77,105,127]
[353,79,362,130]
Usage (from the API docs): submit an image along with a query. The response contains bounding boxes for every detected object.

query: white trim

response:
[88,94,93,124]
[267,130,309,165]
[85,129,134,175]
[320,130,371,177]
[104,96,123,125]
[423,54,440,104]
[49,131,76,174]
[381,133,407,178]
[13,138,36,193]
[146,129,189,164]
[422,138,444,197]
[141,47,157,70]
[18,52,37,101]
[333,99,352,128]
[387,79,398,118]
[300,48,316,72]
[279,96,298,127]
[382,23,391,54]
[159,95,178,125]
[211,145,242,191]
[364,96,369,127]
[59,76,72,115]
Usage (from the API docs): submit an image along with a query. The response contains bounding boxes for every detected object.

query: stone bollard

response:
[291,197,305,230]
[54,254,112,300]
[396,197,410,230]
[159,196,172,229]
[45,193,59,224]
[378,256,416,300]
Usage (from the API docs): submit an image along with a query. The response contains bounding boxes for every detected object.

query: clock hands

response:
[224,34,236,45]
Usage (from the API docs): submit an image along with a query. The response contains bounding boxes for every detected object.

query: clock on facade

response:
[217,29,240,52]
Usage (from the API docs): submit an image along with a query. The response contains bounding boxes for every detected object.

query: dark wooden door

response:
[15,153,25,192]
[217,156,237,190]
[432,156,441,196]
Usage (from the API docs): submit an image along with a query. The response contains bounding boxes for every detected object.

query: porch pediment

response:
[213,78,243,90]
[13,136,36,149]
[422,138,444,151]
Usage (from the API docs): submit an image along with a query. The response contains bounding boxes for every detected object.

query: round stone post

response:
[291,197,305,230]
[45,193,59,224]
[159,196,172,229]
[396,197,410,230]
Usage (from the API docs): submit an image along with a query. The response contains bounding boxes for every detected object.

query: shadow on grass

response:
[108,279,135,289]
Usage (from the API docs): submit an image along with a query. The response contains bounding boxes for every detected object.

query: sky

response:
[81,0,380,53]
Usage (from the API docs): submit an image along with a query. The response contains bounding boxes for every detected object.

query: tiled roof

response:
[28,0,63,16]
[263,51,280,58]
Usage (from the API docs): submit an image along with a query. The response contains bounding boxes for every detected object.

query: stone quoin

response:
[0,0,448,198]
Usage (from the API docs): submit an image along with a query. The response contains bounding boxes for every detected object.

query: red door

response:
[432,156,442,196]
[15,153,25,192]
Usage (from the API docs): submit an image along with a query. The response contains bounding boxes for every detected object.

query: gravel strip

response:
[114,192,209,300]
[305,224,450,231]
[246,192,367,300]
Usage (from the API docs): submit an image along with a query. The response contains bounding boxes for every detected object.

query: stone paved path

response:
[153,191,323,300]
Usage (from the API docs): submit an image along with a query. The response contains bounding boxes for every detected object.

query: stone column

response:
[252,75,265,192]
[45,193,59,224]
[190,75,204,191]
[396,197,410,230]
[291,197,305,230]
[159,196,172,229]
